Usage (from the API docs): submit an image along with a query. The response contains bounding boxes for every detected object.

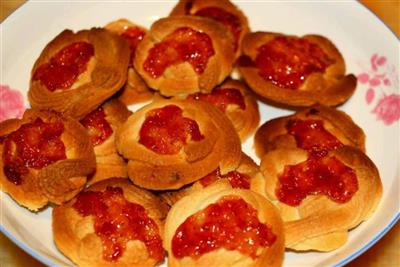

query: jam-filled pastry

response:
[164,182,284,267]
[80,99,131,186]
[0,109,95,211]
[134,16,235,96]
[29,28,130,119]
[53,178,168,266]
[105,19,154,104]
[170,0,250,59]
[115,99,241,190]
[186,78,259,141]
[237,32,357,107]
[160,152,265,206]
[254,105,365,158]
[259,146,382,251]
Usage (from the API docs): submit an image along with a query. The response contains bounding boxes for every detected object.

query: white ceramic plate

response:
[1,1,399,266]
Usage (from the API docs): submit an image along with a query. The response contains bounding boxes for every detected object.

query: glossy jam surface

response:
[188,87,245,112]
[200,167,250,189]
[33,42,94,92]
[139,105,204,155]
[2,118,66,185]
[80,107,113,146]
[120,26,146,60]
[172,196,276,259]
[73,186,164,262]
[255,36,333,90]
[195,7,242,51]
[277,156,358,206]
[143,27,215,78]
[286,119,343,157]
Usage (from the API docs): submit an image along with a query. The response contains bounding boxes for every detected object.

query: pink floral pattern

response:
[0,84,25,122]
[357,54,400,125]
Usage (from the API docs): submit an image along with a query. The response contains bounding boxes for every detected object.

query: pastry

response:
[160,152,265,206]
[164,182,284,267]
[238,32,357,107]
[105,19,154,104]
[187,78,259,141]
[53,178,168,266]
[254,105,365,158]
[0,109,95,211]
[79,99,131,185]
[115,99,241,190]
[29,28,130,119]
[170,0,250,59]
[134,16,235,96]
[259,146,382,251]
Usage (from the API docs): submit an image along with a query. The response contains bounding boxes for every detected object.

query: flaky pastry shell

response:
[0,109,95,211]
[254,105,365,158]
[83,99,132,186]
[29,28,130,119]
[53,178,168,267]
[258,147,382,251]
[164,182,284,267]
[105,19,154,104]
[238,32,357,107]
[134,16,235,96]
[115,99,241,190]
[170,0,250,59]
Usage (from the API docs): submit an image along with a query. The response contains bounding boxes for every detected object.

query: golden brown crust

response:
[52,178,168,267]
[170,0,250,59]
[0,109,96,211]
[259,146,382,251]
[28,28,130,119]
[85,99,132,186]
[164,182,284,267]
[134,16,235,96]
[254,105,366,158]
[105,19,154,104]
[115,99,241,190]
[238,32,357,107]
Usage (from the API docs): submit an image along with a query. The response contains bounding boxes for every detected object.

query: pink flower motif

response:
[366,88,375,104]
[372,94,400,125]
[357,73,370,84]
[0,85,25,122]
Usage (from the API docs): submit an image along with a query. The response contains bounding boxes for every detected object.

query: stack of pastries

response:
[0,0,382,266]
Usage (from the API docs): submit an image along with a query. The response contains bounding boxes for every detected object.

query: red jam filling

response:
[33,42,94,92]
[73,186,164,262]
[139,105,204,155]
[80,107,113,146]
[2,118,66,185]
[143,27,215,78]
[276,156,358,206]
[286,119,343,158]
[188,87,245,112]
[253,36,333,90]
[200,167,250,189]
[195,7,242,51]
[120,26,146,60]
[172,196,276,259]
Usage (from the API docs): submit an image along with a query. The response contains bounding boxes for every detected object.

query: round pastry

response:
[170,0,250,59]
[0,109,95,211]
[160,152,265,206]
[164,182,284,267]
[237,32,357,107]
[115,99,241,190]
[134,16,235,96]
[53,178,168,266]
[105,19,154,104]
[79,99,131,186]
[259,146,382,251]
[186,78,259,141]
[254,105,365,158]
[29,28,130,119]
